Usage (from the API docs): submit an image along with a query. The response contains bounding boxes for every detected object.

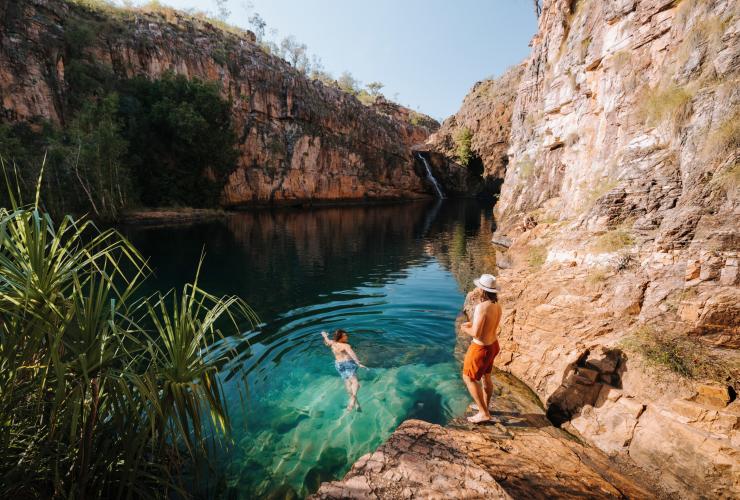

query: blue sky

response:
[126,0,537,120]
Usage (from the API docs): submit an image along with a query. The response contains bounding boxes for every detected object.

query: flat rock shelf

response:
[311,371,658,499]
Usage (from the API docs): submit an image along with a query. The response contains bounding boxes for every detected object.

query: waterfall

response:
[416,153,445,199]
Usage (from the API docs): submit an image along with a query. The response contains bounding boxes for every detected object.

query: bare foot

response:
[467,412,491,423]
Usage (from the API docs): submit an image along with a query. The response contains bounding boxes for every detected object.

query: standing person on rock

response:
[460,274,502,423]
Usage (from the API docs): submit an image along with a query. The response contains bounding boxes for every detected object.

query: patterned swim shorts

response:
[335,360,358,380]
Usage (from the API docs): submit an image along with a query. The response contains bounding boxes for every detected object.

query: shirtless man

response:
[460,274,502,423]
[322,329,366,412]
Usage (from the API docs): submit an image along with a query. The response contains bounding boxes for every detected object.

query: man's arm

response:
[462,304,485,339]
[344,346,367,368]
[321,331,333,347]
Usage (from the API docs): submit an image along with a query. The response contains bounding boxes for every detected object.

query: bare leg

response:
[483,373,494,410]
[343,379,353,411]
[350,377,360,411]
[463,375,490,422]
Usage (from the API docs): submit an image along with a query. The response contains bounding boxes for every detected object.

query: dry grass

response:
[622,326,738,387]
[676,16,726,78]
[584,178,618,208]
[516,156,536,180]
[705,110,740,162]
[587,267,609,284]
[591,225,634,253]
[68,0,249,38]
[527,245,548,269]
[638,83,694,128]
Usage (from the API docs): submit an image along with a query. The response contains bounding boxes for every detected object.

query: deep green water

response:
[121,200,496,498]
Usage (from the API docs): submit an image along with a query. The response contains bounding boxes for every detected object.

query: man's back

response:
[476,300,502,345]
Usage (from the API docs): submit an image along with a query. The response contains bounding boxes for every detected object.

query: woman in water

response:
[322,329,366,412]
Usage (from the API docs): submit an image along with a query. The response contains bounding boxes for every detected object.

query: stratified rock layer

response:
[0,0,444,205]
[486,0,739,497]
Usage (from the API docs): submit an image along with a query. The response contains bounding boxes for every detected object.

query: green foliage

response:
[366,81,384,96]
[454,127,473,167]
[0,72,238,217]
[408,111,438,130]
[118,73,238,207]
[356,90,377,106]
[0,191,258,497]
[527,245,548,268]
[66,93,131,219]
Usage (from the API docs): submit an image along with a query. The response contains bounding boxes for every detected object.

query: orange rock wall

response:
[1,0,439,206]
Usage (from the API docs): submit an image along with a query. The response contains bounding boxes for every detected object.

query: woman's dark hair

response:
[482,290,498,303]
[333,329,348,342]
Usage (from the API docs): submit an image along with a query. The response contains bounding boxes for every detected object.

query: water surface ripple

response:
[122,200,496,498]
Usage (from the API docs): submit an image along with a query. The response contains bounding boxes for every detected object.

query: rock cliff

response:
[354,0,738,498]
[0,0,463,205]
[427,64,525,188]
[474,0,738,497]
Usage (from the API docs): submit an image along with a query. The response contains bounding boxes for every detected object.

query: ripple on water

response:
[219,263,469,498]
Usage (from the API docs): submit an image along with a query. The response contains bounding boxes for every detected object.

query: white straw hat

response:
[473,273,498,293]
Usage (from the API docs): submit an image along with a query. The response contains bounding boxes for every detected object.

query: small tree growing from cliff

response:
[367,81,384,97]
[454,127,474,167]
[338,71,361,95]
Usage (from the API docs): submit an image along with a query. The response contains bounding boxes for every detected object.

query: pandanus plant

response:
[0,162,258,498]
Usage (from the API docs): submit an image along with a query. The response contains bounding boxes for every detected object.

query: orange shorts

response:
[462,341,500,381]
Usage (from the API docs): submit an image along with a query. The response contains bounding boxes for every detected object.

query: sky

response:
[125,0,537,120]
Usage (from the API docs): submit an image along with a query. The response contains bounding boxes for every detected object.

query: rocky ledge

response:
[312,371,657,499]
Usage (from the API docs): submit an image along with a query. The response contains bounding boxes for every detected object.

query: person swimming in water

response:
[321,329,366,412]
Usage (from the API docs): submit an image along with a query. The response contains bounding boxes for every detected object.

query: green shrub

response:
[454,127,473,167]
[118,72,238,207]
[0,194,258,497]
[356,90,376,106]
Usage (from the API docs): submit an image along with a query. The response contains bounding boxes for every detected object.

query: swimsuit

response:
[335,360,358,380]
[463,340,500,381]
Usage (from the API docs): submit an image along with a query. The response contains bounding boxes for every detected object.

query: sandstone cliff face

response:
[1,0,450,205]
[481,0,739,497]
[427,64,525,183]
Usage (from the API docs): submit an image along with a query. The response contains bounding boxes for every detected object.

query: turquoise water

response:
[122,200,495,498]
